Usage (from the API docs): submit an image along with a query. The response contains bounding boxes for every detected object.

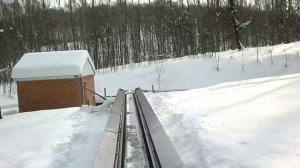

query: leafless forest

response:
[1,0,300,92]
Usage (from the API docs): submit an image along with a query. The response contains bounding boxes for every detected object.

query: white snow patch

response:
[0,68,7,72]
[0,101,112,168]
[96,42,300,96]
[0,94,18,115]
[145,74,300,168]
[0,85,18,115]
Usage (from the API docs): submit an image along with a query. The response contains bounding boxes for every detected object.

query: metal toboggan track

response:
[92,88,184,168]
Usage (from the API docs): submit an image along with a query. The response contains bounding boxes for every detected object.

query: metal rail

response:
[133,92,162,168]
[113,92,127,168]
[80,85,107,100]
[135,88,185,168]
[92,88,184,168]
[142,89,189,93]
[91,89,125,168]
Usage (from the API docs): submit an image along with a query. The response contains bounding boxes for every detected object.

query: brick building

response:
[12,50,96,112]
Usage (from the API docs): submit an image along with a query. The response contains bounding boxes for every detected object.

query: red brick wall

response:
[81,75,96,106]
[17,76,95,112]
[17,75,96,112]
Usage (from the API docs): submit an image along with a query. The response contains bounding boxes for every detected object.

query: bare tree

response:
[155,60,166,90]
[228,0,242,50]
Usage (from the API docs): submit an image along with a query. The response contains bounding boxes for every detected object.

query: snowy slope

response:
[0,102,111,168]
[145,74,300,168]
[94,42,300,167]
[2,42,300,108]
[96,42,300,95]
[1,42,300,168]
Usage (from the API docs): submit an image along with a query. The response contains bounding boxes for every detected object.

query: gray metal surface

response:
[92,89,125,168]
[135,88,185,168]
[126,93,149,167]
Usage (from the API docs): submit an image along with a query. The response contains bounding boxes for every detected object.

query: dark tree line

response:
[1,0,300,93]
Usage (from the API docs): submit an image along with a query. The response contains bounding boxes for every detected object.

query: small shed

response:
[12,50,96,112]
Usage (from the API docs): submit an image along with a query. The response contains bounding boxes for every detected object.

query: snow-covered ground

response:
[96,42,300,95]
[95,42,300,167]
[146,74,300,168]
[0,102,112,168]
[1,42,300,168]
[0,86,18,116]
[0,94,17,111]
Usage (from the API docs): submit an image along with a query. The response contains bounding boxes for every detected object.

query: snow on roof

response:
[12,50,95,79]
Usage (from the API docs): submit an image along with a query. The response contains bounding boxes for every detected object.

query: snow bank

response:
[0,85,18,115]
[145,74,300,168]
[0,94,18,115]
[96,42,300,95]
[0,101,112,168]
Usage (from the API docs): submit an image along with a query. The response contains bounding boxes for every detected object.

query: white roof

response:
[12,50,95,80]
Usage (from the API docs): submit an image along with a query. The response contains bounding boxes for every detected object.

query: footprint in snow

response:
[237,141,248,145]
[269,130,280,133]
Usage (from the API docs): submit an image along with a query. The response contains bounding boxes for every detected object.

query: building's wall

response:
[81,75,96,106]
[17,78,81,112]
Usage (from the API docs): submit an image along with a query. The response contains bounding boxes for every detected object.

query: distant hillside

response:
[95,42,300,95]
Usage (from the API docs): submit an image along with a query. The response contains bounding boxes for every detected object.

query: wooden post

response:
[152,84,155,93]
[0,106,2,119]
[104,88,107,97]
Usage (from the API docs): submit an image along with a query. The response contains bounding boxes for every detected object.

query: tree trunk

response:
[229,0,242,50]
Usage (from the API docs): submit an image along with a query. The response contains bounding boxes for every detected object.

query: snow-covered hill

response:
[96,41,300,95]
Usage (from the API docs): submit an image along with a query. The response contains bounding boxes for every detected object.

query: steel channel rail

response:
[133,92,162,168]
[113,93,127,168]
[134,88,184,168]
[113,91,161,168]
[111,89,184,168]
[91,89,125,168]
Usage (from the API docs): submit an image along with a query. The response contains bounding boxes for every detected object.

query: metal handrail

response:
[80,85,107,100]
